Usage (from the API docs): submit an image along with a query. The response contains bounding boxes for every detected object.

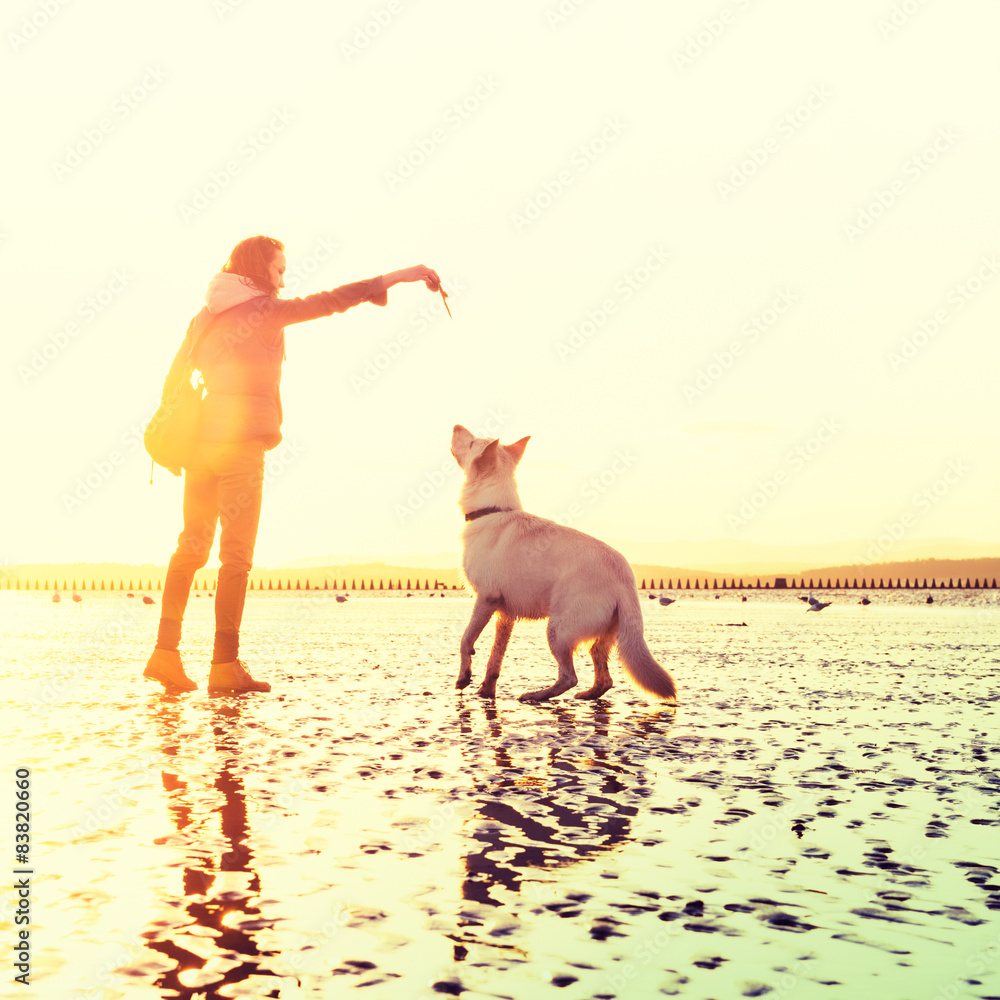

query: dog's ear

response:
[473,438,499,470]
[504,436,530,466]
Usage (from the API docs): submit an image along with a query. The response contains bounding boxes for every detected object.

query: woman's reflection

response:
[141,697,279,997]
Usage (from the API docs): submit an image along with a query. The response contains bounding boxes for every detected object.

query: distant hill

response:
[605,537,1000,576]
[777,557,999,588]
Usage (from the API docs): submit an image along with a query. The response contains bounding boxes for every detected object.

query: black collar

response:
[465,506,509,522]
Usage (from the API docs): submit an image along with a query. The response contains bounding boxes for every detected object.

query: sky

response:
[5,0,999,570]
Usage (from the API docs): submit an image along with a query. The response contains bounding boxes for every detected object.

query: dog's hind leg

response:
[519,621,578,703]
[457,594,501,690]
[477,612,514,699]
[575,620,617,700]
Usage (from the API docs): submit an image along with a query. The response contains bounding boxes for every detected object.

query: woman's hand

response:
[382,265,442,292]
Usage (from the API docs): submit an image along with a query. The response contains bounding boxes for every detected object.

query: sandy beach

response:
[3,589,998,999]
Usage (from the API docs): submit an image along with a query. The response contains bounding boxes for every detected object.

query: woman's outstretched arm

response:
[380,265,442,293]
[266,265,442,325]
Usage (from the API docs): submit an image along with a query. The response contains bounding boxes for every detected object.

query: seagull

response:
[859,597,871,606]
[806,593,831,612]
[335,595,348,603]
[71,593,82,604]
[659,596,675,606]
[52,591,62,604]
[142,595,155,605]
[647,593,657,600]
[926,595,934,604]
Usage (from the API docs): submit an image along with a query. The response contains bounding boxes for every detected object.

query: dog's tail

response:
[616,591,677,702]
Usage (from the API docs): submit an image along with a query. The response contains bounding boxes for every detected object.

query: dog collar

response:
[465,506,509,522]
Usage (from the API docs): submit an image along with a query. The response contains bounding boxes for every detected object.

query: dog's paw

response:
[518,690,548,703]
[573,686,612,700]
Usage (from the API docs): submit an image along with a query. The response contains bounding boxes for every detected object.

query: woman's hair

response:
[221,234,284,296]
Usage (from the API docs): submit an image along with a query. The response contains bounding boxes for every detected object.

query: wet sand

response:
[3,590,999,999]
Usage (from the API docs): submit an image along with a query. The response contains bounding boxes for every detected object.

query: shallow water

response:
[2,589,999,999]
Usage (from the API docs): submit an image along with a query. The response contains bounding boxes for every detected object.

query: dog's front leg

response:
[477,612,514,699]
[457,594,501,690]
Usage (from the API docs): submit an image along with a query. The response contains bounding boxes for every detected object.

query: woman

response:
[143,234,442,693]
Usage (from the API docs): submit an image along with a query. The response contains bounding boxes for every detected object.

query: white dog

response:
[450,425,678,704]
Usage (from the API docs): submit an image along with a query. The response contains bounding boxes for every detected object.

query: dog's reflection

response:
[456,699,672,907]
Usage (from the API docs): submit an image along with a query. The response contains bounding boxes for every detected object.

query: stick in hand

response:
[424,274,452,319]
